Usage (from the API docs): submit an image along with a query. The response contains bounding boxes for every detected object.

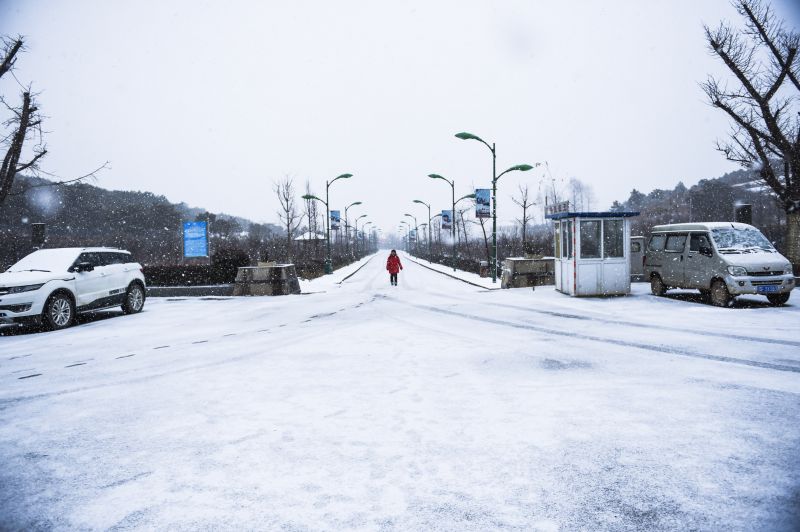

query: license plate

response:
[757,285,779,293]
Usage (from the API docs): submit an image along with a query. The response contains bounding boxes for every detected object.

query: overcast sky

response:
[2,0,799,235]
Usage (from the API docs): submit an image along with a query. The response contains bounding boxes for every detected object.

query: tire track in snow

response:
[457,297,800,348]
[397,256,800,349]
[387,298,800,374]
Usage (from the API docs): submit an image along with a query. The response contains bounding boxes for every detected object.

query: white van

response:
[644,222,794,307]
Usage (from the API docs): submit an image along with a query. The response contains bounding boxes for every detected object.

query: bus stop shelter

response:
[545,211,639,296]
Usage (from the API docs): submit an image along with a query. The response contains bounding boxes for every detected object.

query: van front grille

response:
[747,270,783,276]
[751,280,783,286]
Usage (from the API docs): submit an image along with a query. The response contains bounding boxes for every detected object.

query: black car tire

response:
[650,275,666,296]
[42,292,75,330]
[122,283,145,314]
[766,292,790,306]
[710,280,732,307]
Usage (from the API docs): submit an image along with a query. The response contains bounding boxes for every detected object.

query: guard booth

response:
[545,210,639,296]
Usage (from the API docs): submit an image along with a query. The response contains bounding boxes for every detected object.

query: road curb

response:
[338,254,377,284]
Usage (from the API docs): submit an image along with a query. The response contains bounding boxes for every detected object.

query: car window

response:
[71,252,103,270]
[665,234,687,253]
[117,252,133,264]
[648,234,666,251]
[100,252,127,265]
[689,233,710,252]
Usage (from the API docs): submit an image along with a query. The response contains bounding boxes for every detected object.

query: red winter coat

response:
[386,254,403,274]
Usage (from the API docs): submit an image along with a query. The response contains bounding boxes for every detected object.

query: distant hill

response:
[610,165,787,252]
[0,176,281,268]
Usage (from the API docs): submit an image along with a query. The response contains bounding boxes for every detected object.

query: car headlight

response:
[6,283,44,293]
[727,266,747,276]
[786,266,795,275]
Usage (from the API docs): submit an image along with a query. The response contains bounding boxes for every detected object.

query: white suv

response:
[0,247,146,330]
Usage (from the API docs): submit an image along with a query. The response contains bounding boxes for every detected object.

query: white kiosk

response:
[545,209,639,296]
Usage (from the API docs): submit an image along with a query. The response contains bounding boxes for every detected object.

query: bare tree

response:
[512,183,537,251]
[472,216,491,265]
[303,179,321,256]
[1,37,46,206]
[1,35,105,208]
[703,0,800,270]
[274,175,302,260]
[567,177,595,211]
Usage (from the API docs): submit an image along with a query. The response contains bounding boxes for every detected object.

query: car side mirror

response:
[699,246,713,257]
[76,261,94,272]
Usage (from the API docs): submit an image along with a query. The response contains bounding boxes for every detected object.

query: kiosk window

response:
[580,220,601,259]
[603,219,624,258]
[554,222,561,257]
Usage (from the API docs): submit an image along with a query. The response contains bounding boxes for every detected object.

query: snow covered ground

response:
[1,251,799,530]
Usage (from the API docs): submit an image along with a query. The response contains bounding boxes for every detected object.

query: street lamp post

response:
[431,213,442,248]
[354,214,367,257]
[413,199,432,260]
[456,131,536,283]
[418,223,428,251]
[428,173,457,271]
[302,172,352,275]
[453,193,476,264]
[400,220,411,252]
[344,201,362,256]
[363,221,373,254]
[403,213,418,256]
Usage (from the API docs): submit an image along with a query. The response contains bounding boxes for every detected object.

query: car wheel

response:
[122,283,145,314]
[650,275,666,296]
[43,292,75,330]
[710,280,732,307]
[767,293,790,306]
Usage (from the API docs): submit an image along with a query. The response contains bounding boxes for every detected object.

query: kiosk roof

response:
[545,211,640,220]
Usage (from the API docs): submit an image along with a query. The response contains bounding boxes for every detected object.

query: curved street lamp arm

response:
[496,163,539,182]
[455,132,494,153]
[428,173,454,187]
[455,193,476,205]
[330,173,353,185]
[302,194,326,206]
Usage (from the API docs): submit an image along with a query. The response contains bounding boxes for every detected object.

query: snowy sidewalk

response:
[298,252,379,293]
[400,251,501,289]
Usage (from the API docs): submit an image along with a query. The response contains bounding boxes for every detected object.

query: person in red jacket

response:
[386,249,403,286]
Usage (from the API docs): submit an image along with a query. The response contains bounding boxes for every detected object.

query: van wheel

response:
[710,280,732,307]
[122,283,145,314]
[767,293,790,306]
[650,275,666,296]
[42,292,75,330]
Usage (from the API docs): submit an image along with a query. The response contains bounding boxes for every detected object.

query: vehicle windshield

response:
[7,249,80,273]
[710,227,775,252]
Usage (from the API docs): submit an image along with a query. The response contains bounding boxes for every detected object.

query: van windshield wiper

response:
[12,269,52,273]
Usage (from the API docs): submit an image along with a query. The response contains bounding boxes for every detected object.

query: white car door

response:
[99,252,129,300]
[70,252,108,307]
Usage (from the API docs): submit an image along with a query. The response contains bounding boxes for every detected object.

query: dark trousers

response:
[390,273,398,284]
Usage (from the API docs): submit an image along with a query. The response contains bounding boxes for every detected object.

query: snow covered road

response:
[1,251,799,530]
